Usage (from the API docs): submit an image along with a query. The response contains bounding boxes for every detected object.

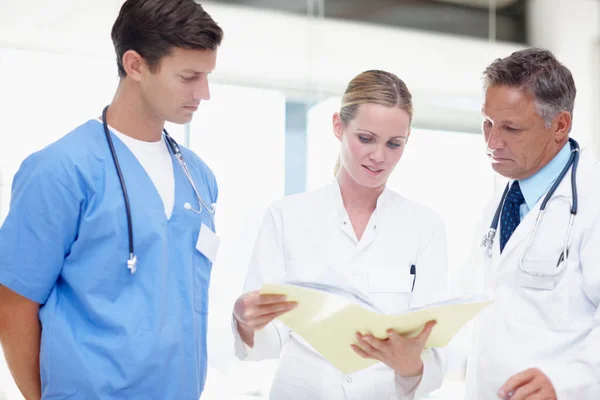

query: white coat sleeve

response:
[233,205,292,361]
[395,212,448,399]
[540,205,600,398]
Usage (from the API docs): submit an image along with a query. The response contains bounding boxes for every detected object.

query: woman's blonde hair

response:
[333,70,413,175]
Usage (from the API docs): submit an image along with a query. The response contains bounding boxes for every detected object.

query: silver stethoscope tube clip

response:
[128,254,138,274]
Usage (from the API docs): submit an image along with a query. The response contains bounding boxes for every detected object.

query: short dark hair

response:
[111,0,223,78]
[483,47,576,129]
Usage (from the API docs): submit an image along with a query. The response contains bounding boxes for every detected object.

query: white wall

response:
[200,1,525,134]
[527,0,600,152]
[0,0,524,136]
[188,84,286,370]
[0,0,526,224]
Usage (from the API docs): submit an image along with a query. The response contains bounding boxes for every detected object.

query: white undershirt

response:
[97,119,175,219]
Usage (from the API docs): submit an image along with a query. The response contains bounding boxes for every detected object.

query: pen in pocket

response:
[410,264,417,292]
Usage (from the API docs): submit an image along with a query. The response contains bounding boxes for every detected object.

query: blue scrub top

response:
[0,120,217,399]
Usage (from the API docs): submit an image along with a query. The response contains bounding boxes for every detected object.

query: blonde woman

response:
[232,70,448,400]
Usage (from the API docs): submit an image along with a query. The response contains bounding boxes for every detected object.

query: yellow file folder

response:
[260,282,492,374]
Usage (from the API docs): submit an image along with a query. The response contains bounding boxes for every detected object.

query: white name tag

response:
[196,223,220,263]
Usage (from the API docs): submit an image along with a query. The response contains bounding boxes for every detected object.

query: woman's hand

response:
[233,291,297,347]
[351,320,437,377]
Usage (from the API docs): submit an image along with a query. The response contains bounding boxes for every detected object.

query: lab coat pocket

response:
[285,259,328,282]
[368,266,413,314]
[369,266,414,293]
[517,195,571,291]
[192,248,212,314]
[193,224,218,314]
[269,383,313,400]
[367,367,397,399]
[271,344,322,400]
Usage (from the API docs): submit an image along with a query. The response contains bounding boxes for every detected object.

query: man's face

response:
[482,85,565,180]
[140,47,217,124]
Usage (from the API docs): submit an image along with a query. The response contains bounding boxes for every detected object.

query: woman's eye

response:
[359,136,372,143]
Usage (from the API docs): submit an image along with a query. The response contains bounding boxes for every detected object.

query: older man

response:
[464,48,600,400]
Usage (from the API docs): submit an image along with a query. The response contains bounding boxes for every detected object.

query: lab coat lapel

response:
[471,184,504,279]
[478,195,502,291]
[495,201,538,266]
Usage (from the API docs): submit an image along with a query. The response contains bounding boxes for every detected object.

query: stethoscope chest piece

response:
[128,254,138,274]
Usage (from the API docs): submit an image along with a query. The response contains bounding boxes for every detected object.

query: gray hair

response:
[483,48,576,131]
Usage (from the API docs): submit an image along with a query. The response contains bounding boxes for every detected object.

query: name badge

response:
[196,223,220,263]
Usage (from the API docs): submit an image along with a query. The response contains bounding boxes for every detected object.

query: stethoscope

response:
[481,138,580,279]
[102,105,216,274]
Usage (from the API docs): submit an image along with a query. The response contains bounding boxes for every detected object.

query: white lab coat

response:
[233,181,449,400]
[463,148,600,399]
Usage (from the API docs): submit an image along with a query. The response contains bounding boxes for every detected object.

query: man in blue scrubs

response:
[0,1,223,398]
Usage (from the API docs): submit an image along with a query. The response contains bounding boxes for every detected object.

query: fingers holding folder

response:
[233,291,298,347]
[260,282,492,374]
[352,320,437,377]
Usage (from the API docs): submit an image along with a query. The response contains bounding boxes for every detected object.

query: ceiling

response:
[209,0,527,43]
[437,0,519,8]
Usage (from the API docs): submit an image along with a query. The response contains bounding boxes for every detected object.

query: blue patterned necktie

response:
[500,181,525,253]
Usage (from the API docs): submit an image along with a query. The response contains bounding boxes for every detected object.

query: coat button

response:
[347,377,352,383]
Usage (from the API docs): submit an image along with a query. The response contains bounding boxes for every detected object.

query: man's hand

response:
[351,320,436,377]
[498,368,557,400]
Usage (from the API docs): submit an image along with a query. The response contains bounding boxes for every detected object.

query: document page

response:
[260,282,491,373]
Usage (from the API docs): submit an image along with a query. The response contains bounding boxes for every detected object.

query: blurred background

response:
[0,0,599,398]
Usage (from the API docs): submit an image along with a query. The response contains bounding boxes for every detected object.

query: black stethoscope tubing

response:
[488,137,580,233]
[101,105,182,273]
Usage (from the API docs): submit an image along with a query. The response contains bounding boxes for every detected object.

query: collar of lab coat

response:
[329,178,393,218]
[329,179,393,248]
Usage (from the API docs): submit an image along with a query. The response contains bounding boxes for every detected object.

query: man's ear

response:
[121,50,146,82]
[553,111,571,143]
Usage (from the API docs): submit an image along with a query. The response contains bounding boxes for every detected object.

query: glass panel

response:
[188,83,286,399]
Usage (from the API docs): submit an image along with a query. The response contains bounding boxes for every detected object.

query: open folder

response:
[260,281,492,374]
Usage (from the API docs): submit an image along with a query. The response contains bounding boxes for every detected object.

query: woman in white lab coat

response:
[232,70,449,400]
